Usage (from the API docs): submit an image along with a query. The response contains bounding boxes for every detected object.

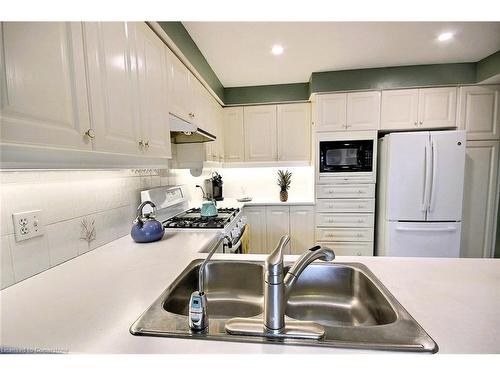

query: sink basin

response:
[163,262,264,319]
[131,260,438,353]
[286,264,397,327]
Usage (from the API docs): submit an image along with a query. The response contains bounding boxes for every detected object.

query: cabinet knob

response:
[419,121,423,125]
[144,140,150,149]
[139,140,145,148]
[84,129,95,139]
[356,251,361,256]
[414,121,418,126]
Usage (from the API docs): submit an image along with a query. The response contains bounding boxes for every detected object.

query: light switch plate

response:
[12,209,45,242]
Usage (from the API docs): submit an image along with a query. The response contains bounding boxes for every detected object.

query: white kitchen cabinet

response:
[316,242,373,256]
[266,206,290,253]
[380,87,457,131]
[458,85,500,140]
[0,22,91,150]
[277,103,311,161]
[223,107,245,162]
[84,22,142,155]
[166,48,191,123]
[461,141,499,258]
[289,206,315,255]
[244,206,267,254]
[380,89,419,130]
[215,103,225,161]
[315,93,346,132]
[135,22,171,157]
[315,91,380,132]
[346,91,381,130]
[418,87,457,129]
[244,105,277,161]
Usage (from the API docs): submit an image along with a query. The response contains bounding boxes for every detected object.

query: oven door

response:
[316,131,377,184]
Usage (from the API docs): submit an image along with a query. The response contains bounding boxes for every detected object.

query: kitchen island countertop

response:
[1,231,499,354]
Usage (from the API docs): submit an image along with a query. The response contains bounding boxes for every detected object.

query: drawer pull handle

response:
[358,219,363,223]
[356,234,363,238]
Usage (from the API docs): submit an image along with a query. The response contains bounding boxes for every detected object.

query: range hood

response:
[169,114,216,144]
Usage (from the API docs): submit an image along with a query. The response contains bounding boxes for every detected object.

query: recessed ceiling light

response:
[271,44,284,55]
[438,32,454,42]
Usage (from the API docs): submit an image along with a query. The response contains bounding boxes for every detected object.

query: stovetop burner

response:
[162,207,240,229]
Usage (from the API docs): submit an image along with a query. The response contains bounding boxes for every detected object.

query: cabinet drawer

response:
[316,199,375,212]
[316,228,374,242]
[316,213,374,227]
[316,241,373,256]
[316,184,375,198]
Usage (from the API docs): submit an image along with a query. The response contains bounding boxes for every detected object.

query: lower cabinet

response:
[243,205,314,255]
[461,140,499,257]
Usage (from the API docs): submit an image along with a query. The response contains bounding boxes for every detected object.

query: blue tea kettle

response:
[131,201,165,243]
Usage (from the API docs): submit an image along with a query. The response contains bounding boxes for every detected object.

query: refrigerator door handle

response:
[395,226,457,232]
[422,137,432,212]
[429,140,438,212]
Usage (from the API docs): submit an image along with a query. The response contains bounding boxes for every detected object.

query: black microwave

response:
[319,139,373,173]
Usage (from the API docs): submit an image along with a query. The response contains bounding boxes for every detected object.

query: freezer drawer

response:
[316,199,375,212]
[316,184,375,198]
[316,241,373,256]
[316,213,374,227]
[381,222,461,257]
[316,227,374,242]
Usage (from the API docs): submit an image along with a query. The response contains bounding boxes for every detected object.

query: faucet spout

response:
[284,245,335,299]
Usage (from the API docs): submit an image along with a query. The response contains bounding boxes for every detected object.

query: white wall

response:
[169,165,314,203]
[0,169,169,290]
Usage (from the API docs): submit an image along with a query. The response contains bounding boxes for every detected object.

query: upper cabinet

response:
[223,107,245,162]
[458,85,500,140]
[166,48,191,123]
[85,22,171,157]
[84,22,142,155]
[315,91,380,132]
[135,22,171,157]
[380,87,457,131]
[277,103,311,161]
[315,93,347,131]
[380,89,419,130]
[0,22,91,150]
[244,105,277,161]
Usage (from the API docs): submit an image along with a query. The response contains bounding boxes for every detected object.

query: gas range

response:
[162,207,241,229]
[139,185,246,253]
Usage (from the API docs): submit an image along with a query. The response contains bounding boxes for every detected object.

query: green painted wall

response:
[157,22,225,102]
[310,63,477,93]
[476,50,500,82]
[224,83,309,105]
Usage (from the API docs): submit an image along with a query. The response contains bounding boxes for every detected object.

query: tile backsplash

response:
[0,169,169,290]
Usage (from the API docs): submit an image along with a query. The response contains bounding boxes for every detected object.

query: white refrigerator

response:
[376,130,466,257]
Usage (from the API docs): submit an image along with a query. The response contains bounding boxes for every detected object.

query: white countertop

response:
[194,197,315,209]
[1,231,499,354]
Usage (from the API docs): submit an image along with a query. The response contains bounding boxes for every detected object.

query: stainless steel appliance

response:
[203,172,223,201]
[316,131,378,184]
[140,185,246,253]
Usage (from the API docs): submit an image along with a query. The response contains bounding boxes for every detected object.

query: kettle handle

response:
[136,201,157,222]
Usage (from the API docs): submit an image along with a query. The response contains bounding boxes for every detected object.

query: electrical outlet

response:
[12,209,45,242]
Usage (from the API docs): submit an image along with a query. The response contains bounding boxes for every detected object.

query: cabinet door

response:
[244,206,267,254]
[244,105,277,161]
[84,22,142,155]
[461,141,499,258]
[315,93,346,131]
[216,103,224,161]
[166,48,191,122]
[0,22,91,150]
[346,91,381,130]
[266,206,290,254]
[458,85,500,140]
[380,89,419,130]
[417,87,457,129]
[290,206,314,255]
[277,103,311,161]
[223,107,245,162]
[135,22,171,157]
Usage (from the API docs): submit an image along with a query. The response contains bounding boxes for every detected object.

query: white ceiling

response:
[183,22,500,87]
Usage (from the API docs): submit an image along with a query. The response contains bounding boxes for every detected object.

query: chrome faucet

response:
[226,235,335,339]
[264,235,335,334]
[188,233,226,331]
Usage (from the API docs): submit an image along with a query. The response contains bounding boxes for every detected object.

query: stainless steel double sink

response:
[130,260,438,353]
